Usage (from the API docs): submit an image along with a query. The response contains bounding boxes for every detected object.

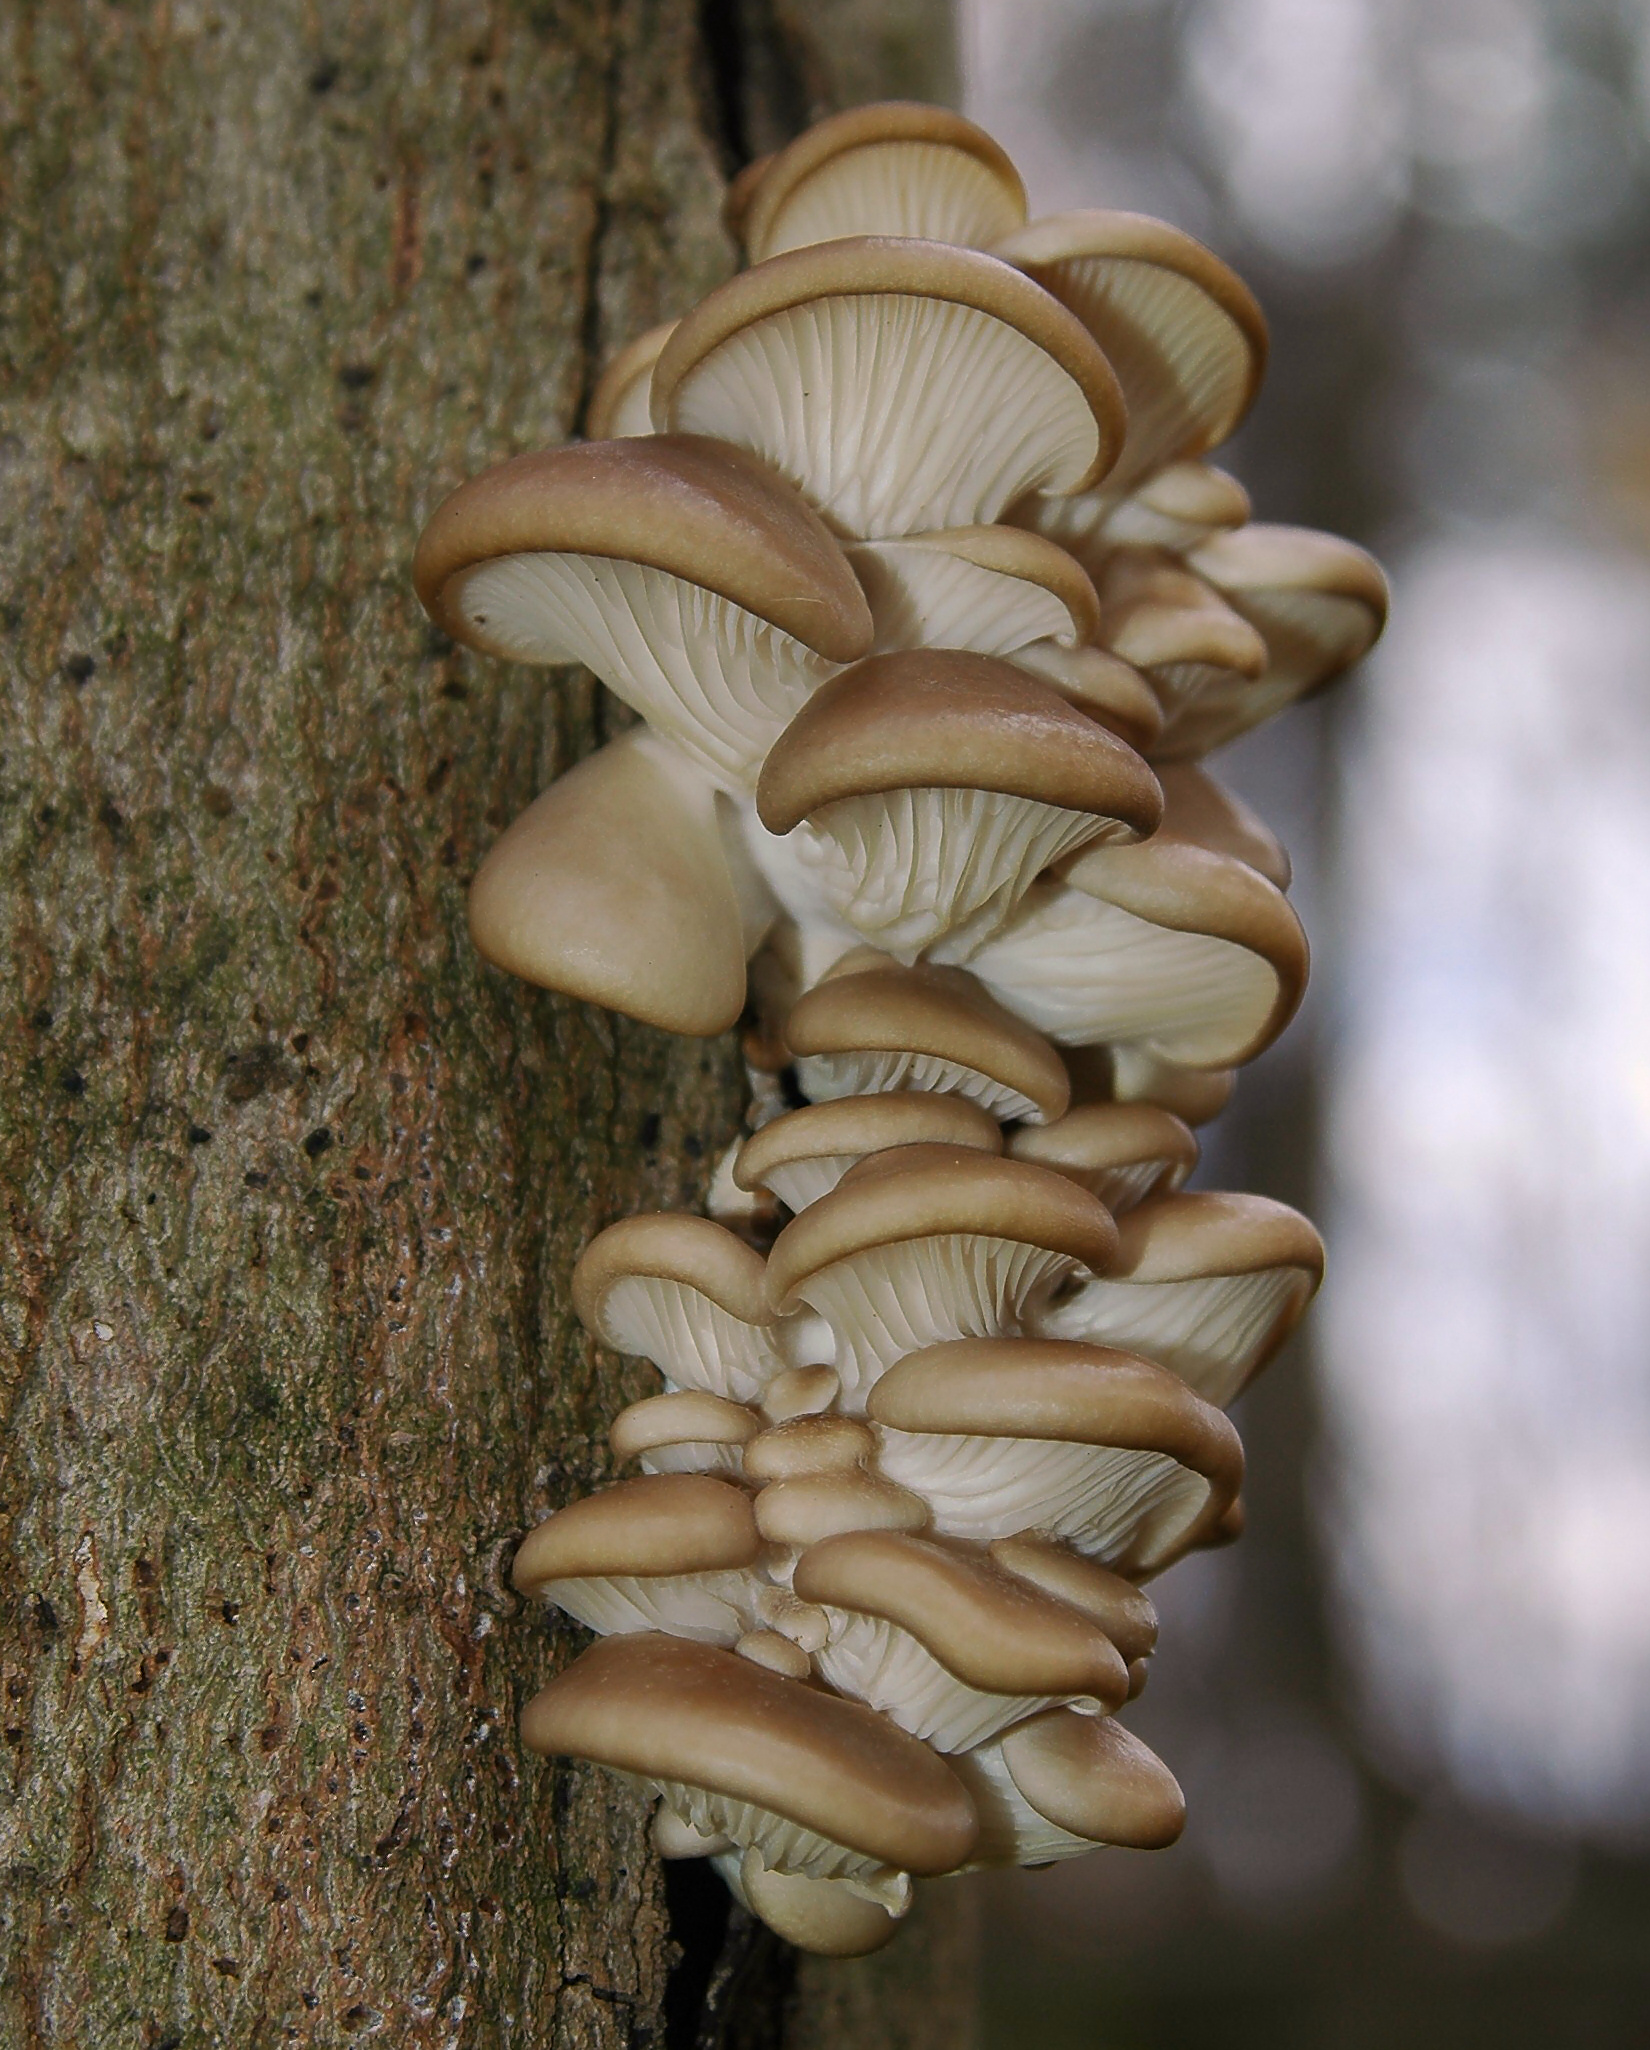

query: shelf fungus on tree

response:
[414,95,1384,1955]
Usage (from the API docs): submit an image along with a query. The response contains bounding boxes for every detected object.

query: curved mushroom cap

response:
[735,1091,1002,1213]
[414,435,870,788]
[468,729,761,1035]
[793,1531,1130,1705]
[753,1468,931,1547]
[995,210,1266,490]
[1182,522,1390,750]
[1033,1190,1325,1407]
[865,1334,1243,1571]
[651,238,1126,538]
[1007,1102,1199,1212]
[585,320,678,439]
[1092,460,1253,553]
[968,834,1308,1070]
[1099,1045,1238,1127]
[743,1414,878,1482]
[609,1391,763,1473]
[1096,550,1269,753]
[738,102,1028,262]
[1001,1707,1186,1849]
[521,1633,979,1876]
[571,1213,786,1403]
[849,525,1100,658]
[1156,761,1291,891]
[988,1534,1158,1663]
[1008,640,1165,756]
[784,955,1071,1125]
[729,1855,901,1957]
[756,650,1161,837]
[512,1473,761,1592]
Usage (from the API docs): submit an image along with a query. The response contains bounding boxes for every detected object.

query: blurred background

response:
[956,1,1650,2041]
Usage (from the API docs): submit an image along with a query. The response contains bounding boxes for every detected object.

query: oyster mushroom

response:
[735,1091,1003,1214]
[651,238,1126,538]
[865,1335,1243,1572]
[751,649,1162,961]
[1032,1189,1325,1406]
[608,1389,764,1476]
[1006,1102,1199,1212]
[585,320,678,439]
[414,435,871,788]
[1095,548,1270,754]
[737,101,1029,261]
[1156,760,1291,891]
[744,1414,928,1545]
[956,1706,1184,1865]
[847,523,1099,663]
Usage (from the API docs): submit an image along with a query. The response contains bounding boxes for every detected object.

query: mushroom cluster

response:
[415,102,1385,1957]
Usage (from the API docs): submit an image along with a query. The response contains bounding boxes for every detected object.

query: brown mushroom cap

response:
[753,1469,930,1546]
[467,730,755,1036]
[793,1531,1130,1704]
[609,1391,763,1464]
[766,1146,1120,1314]
[521,1633,979,1874]
[1099,549,1268,685]
[784,957,1071,1125]
[572,1212,772,1337]
[1091,1046,1238,1126]
[511,1473,761,1592]
[999,1706,1185,1848]
[739,102,1029,261]
[651,238,1128,529]
[1102,459,1253,548]
[585,321,678,440]
[414,433,872,663]
[743,1415,877,1483]
[755,649,1162,838]
[1109,1190,1325,1288]
[1008,641,1166,755]
[1156,761,1291,891]
[994,210,1267,487]
[988,1535,1158,1663]
[1006,1102,1199,1208]
[850,524,1102,655]
[735,1092,1002,1198]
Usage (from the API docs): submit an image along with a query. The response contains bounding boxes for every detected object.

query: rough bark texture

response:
[0,4,971,2045]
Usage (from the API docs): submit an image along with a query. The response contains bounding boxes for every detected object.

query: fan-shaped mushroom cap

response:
[752,650,1162,962]
[956,1707,1185,1865]
[736,1628,814,1679]
[765,1144,1118,1405]
[652,239,1126,539]
[736,1092,1002,1213]
[1088,1045,1238,1127]
[1007,641,1166,755]
[865,1335,1242,1572]
[792,1530,1129,1750]
[1095,549,1269,756]
[723,1853,902,1957]
[995,211,1266,491]
[744,1414,878,1481]
[511,1473,761,1642]
[849,525,1100,658]
[988,1534,1158,1664]
[754,1468,931,1547]
[1007,1103,1199,1212]
[784,954,1071,1124]
[1183,522,1390,750]
[1013,460,1250,578]
[585,321,678,439]
[1033,1190,1325,1406]
[760,1363,843,1423]
[609,1391,763,1476]
[968,834,1308,1070]
[468,729,767,1035]
[521,1633,979,1892]
[1156,761,1290,891]
[572,1214,788,1403]
[737,103,1028,262]
[414,435,871,788]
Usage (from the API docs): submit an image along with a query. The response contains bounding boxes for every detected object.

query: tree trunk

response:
[0,4,970,2045]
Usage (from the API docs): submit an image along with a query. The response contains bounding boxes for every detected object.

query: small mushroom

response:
[511,1473,762,1642]
[736,102,1028,262]
[865,1335,1243,1573]
[994,211,1267,492]
[1181,522,1390,751]
[1095,548,1270,754]
[744,1414,929,1544]
[955,1707,1184,1865]
[764,1143,1118,1405]
[1156,760,1291,891]
[1006,1102,1199,1212]
[651,238,1125,538]
[414,434,871,788]
[792,1529,1130,1751]
[1082,1044,1238,1127]
[719,1852,903,1957]
[735,1091,1003,1214]
[988,1533,1159,1665]
[1032,1189,1325,1406]
[609,1390,764,1476]
[468,728,773,1036]
[1007,640,1166,755]
[585,320,678,439]
[849,524,1099,659]
[1013,458,1251,578]
[967,833,1308,1070]
[752,649,1162,962]
[519,1633,980,1920]
[572,1213,791,1403]
[784,952,1071,1124]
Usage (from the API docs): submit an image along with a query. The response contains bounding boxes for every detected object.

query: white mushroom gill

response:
[417,96,1384,1958]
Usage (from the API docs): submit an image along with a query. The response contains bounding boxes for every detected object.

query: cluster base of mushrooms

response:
[415,102,1386,1958]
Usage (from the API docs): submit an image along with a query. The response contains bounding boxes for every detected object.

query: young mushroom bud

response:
[608,1391,764,1476]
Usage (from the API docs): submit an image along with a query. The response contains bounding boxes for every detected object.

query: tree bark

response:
[0,4,969,2045]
